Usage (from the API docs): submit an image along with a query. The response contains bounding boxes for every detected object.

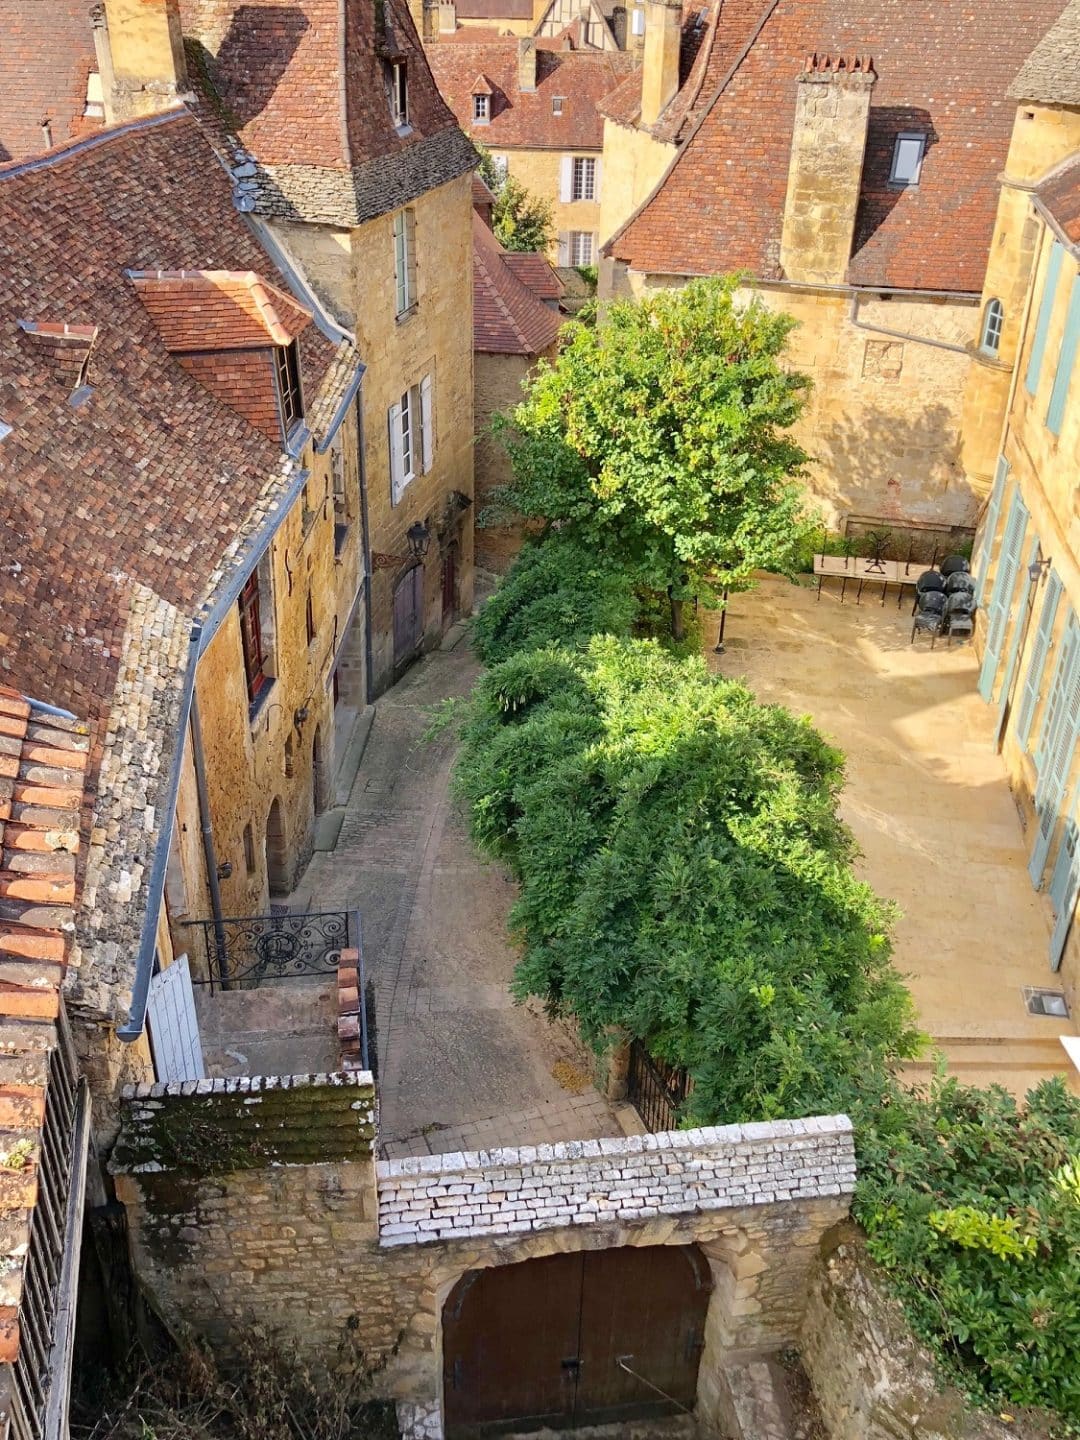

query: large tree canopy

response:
[490,277,815,630]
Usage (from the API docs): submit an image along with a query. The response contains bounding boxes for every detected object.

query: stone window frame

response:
[980,298,1005,356]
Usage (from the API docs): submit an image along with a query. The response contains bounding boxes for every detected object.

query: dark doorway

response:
[393,563,424,673]
[265,796,288,898]
[312,725,328,816]
[442,1245,711,1437]
[441,541,459,630]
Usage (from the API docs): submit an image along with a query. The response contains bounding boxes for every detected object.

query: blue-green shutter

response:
[975,456,1009,607]
[1049,782,1080,969]
[1030,611,1080,885]
[978,491,1028,703]
[1046,271,1080,436]
[998,535,1040,729]
[1026,241,1064,396]
[1016,571,1062,750]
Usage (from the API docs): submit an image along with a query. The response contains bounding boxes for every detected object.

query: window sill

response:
[334,521,351,557]
[248,677,277,726]
[395,123,413,138]
[395,303,418,326]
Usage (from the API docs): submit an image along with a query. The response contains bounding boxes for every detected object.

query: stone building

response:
[597,0,1069,534]
[0,105,368,1112]
[428,35,635,269]
[471,192,564,570]
[414,0,635,50]
[967,1,1080,1012]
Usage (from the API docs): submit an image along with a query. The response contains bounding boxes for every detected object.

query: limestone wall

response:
[377,1116,855,1245]
[474,349,547,573]
[802,1226,1051,1440]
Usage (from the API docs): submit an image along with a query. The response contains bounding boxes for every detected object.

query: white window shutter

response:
[389,401,404,504]
[420,374,434,474]
[559,156,573,203]
[592,159,602,200]
[557,231,569,265]
[592,233,599,263]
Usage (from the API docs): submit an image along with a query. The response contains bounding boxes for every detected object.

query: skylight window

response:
[890,132,926,187]
[0,420,11,442]
[552,96,565,116]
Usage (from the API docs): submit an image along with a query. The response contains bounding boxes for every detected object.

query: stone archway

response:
[265,796,288,898]
[441,1244,712,1437]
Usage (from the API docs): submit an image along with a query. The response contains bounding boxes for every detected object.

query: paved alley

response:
[292,626,629,1157]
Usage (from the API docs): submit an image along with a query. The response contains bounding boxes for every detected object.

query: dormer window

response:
[390,61,409,128]
[473,93,490,124]
[275,341,303,435]
[889,132,926,187]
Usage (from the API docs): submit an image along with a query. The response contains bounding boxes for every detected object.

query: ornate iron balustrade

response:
[180,909,357,994]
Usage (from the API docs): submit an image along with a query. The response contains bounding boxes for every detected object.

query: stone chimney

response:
[438,0,457,33]
[640,0,681,127]
[102,0,189,121]
[518,36,537,92]
[779,55,876,286]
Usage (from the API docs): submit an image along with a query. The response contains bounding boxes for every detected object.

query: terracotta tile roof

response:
[503,251,565,300]
[0,111,349,1021]
[129,270,313,351]
[428,38,636,149]
[1036,153,1080,247]
[0,687,89,1364]
[180,0,477,224]
[607,0,1070,292]
[1009,0,1080,105]
[473,212,564,352]
[0,0,100,163]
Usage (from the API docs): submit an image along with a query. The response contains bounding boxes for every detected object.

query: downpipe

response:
[189,688,231,990]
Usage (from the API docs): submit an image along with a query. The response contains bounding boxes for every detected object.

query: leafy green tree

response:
[474,145,554,254]
[493,276,814,637]
[455,634,920,1122]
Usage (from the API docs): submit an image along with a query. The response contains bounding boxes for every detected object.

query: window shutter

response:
[420,373,434,474]
[1046,272,1080,436]
[557,231,569,265]
[407,208,418,310]
[1017,572,1062,750]
[974,455,1009,605]
[559,156,573,203]
[1030,614,1080,885]
[1026,241,1064,396]
[1049,781,1080,969]
[592,158,602,200]
[388,401,404,504]
[977,489,1027,703]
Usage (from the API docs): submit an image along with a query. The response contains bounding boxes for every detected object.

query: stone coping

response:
[122,1070,375,1100]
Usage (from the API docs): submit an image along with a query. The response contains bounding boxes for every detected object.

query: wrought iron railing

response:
[626,1040,692,1134]
[180,909,358,994]
[10,1002,89,1440]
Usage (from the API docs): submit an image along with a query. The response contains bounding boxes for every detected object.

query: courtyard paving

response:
[711,575,1080,1096]
[290,624,634,1157]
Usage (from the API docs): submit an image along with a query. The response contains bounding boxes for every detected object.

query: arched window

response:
[980,298,1004,355]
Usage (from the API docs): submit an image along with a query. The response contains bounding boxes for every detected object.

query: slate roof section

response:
[0,110,344,1023]
[0,688,89,1364]
[428,39,636,149]
[606,0,1070,292]
[1036,153,1080,248]
[180,0,477,223]
[473,211,563,353]
[0,0,100,163]
[1009,0,1080,106]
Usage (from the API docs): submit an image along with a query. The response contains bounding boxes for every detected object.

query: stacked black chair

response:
[944,590,975,644]
[912,570,946,615]
[945,571,975,595]
[911,589,947,647]
[940,554,971,578]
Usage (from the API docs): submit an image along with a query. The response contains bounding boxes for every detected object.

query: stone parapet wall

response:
[376,1116,855,1245]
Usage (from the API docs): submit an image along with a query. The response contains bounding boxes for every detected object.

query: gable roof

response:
[606,0,1070,292]
[428,38,636,149]
[473,212,564,353]
[130,270,313,351]
[503,251,564,299]
[180,0,477,223]
[0,0,100,164]
[1009,0,1080,105]
[0,110,356,1024]
[1036,153,1080,248]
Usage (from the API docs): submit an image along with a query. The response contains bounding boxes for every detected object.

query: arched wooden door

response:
[442,1245,711,1437]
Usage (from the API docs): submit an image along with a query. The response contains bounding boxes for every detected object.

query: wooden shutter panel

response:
[592,158,602,199]
[1030,612,1080,885]
[974,455,1008,606]
[1016,572,1062,750]
[998,534,1040,730]
[1025,240,1064,396]
[977,490,1027,703]
[388,400,404,504]
[559,156,573,202]
[420,373,434,474]
[1048,781,1080,969]
[557,232,569,265]
[1046,272,1080,436]
[1036,609,1078,774]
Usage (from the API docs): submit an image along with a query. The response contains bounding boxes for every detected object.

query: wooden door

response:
[147,955,205,1083]
[442,543,458,628]
[442,1246,711,1437]
[393,564,423,670]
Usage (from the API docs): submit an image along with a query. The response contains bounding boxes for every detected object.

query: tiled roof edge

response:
[0,107,189,184]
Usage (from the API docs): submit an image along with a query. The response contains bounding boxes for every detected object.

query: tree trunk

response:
[669,590,685,642]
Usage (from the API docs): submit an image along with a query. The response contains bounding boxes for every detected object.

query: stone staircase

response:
[905,1028,1079,1095]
